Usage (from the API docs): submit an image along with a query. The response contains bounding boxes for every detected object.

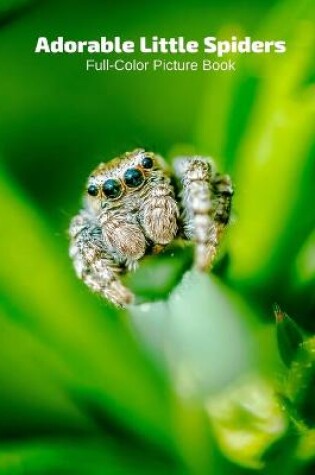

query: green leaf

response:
[293,230,315,286]
[0,437,181,475]
[284,336,315,427]
[0,166,177,450]
[0,307,92,435]
[274,304,304,367]
[227,4,315,285]
[129,271,258,397]
[123,244,193,302]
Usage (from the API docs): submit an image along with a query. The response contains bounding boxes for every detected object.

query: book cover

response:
[0,0,314,473]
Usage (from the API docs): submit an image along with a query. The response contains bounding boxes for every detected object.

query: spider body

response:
[69,149,233,306]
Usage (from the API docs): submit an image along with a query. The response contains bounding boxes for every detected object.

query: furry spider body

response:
[69,149,233,306]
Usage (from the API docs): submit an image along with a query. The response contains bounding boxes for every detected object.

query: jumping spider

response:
[69,149,233,307]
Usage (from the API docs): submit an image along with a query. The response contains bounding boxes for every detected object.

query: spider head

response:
[84,149,163,214]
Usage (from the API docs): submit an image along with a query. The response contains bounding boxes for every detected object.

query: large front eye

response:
[124,168,144,188]
[102,178,122,199]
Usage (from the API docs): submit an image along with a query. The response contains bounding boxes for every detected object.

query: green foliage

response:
[0,0,314,473]
[274,304,304,368]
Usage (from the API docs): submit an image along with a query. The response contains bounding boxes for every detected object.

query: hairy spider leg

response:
[174,156,233,271]
[69,211,134,306]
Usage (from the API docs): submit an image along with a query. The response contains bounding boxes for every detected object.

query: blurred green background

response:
[0,0,314,473]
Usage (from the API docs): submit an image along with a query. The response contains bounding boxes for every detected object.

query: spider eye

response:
[102,178,122,199]
[124,168,144,188]
[87,184,99,196]
[142,156,153,169]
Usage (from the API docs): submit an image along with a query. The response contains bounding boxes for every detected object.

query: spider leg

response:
[174,156,233,272]
[69,211,134,307]
[212,171,234,232]
[139,182,178,246]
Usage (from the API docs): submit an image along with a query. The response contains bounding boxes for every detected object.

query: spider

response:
[69,149,233,307]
